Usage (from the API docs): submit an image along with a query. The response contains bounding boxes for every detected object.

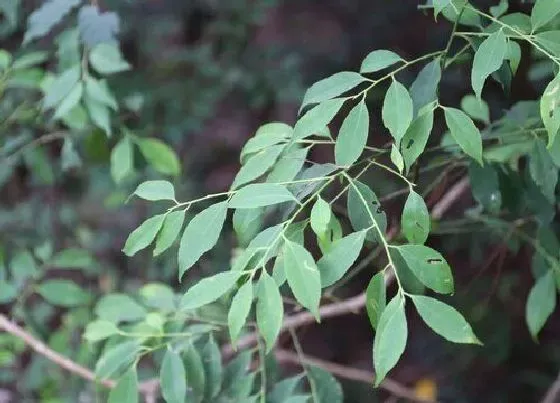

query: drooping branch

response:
[222,177,470,358]
[0,177,470,401]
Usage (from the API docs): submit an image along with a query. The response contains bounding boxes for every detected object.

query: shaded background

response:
[0,0,559,402]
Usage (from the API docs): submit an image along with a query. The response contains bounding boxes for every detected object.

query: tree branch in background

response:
[274,349,435,403]
[0,177,470,402]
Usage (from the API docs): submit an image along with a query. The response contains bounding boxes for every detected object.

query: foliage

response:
[1,0,560,402]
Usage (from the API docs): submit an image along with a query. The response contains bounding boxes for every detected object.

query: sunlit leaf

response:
[178,202,228,278]
[374,295,407,386]
[335,100,369,166]
[411,295,480,344]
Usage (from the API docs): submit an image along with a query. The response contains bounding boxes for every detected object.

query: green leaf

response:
[307,366,343,403]
[123,214,166,256]
[42,66,81,110]
[257,271,284,352]
[441,0,481,27]
[531,0,560,31]
[37,280,90,307]
[535,31,560,58]
[202,335,223,399]
[0,282,17,304]
[160,349,186,403]
[0,50,10,71]
[85,77,118,110]
[360,49,403,73]
[78,5,120,46]
[180,271,243,310]
[310,197,332,238]
[11,250,38,286]
[347,180,387,243]
[184,345,206,402]
[410,59,441,116]
[461,94,490,124]
[89,43,131,75]
[111,136,134,184]
[85,97,112,136]
[283,240,322,320]
[50,248,94,269]
[53,82,83,119]
[433,0,452,17]
[267,375,304,403]
[390,144,404,173]
[411,295,480,344]
[232,144,284,189]
[540,73,560,147]
[335,100,369,166]
[396,245,454,294]
[490,0,508,17]
[374,295,407,386]
[382,80,413,144]
[506,40,521,75]
[468,162,502,213]
[401,109,434,169]
[139,283,176,312]
[108,366,138,403]
[267,146,308,183]
[95,294,147,323]
[95,341,141,380]
[444,107,483,164]
[229,184,295,209]
[526,270,557,339]
[24,0,81,43]
[134,180,175,201]
[178,202,228,278]
[317,231,366,287]
[301,72,365,111]
[154,210,185,256]
[366,272,386,330]
[228,281,253,346]
[233,208,263,247]
[293,98,346,141]
[401,190,430,245]
[136,137,181,176]
[529,139,558,203]
[471,30,507,99]
[12,52,48,70]
[84,320,119,343]
[240,122,291,162]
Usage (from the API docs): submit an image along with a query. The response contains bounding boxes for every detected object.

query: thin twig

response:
[0,314,158,397]
[274,349,436,403]
[541,372,560,403]
[0,176,470,399]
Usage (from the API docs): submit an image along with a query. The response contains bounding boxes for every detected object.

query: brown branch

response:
[0,314,158,397]
[0,177,470,400]
[541,372,560,403]
[274,349,435,403]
